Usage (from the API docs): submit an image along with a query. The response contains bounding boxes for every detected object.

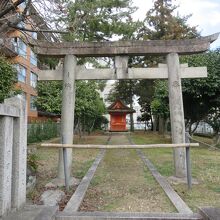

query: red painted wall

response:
[110,113,127,131]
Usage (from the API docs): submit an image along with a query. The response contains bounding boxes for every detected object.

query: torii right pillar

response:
[167,53,186,178]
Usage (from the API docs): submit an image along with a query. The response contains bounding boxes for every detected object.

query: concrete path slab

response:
[199,207,220,220]
[56,211,203,220]
[2,205,58,220]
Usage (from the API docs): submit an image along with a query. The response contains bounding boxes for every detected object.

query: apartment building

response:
[0,3,57,122]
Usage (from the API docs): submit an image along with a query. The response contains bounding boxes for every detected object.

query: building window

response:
[19,2,26,10]
[32,32,37,40]
[30,95,37,111]
[30,72,38,88]
[13,38,27,58]
[17,21,25,28]
[15,64,27,83]
[17,92,26,101]
[30,49,37,66]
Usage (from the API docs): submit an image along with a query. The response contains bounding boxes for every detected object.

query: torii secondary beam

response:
[38,65,207,81]
[29,33,219,57]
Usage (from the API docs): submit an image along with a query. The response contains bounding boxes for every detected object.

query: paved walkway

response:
[108,133,131,145]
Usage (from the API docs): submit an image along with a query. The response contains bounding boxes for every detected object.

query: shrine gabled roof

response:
[107,99,135,113]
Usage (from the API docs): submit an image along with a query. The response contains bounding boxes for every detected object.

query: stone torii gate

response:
[30,33,219,182]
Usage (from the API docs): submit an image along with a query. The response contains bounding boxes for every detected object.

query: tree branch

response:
[9,24,69,34]
[0,0,25,19]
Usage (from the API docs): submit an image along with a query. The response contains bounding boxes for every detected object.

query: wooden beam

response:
[38,66,207,81]
[40,143,199,149]
[30,33,219,57]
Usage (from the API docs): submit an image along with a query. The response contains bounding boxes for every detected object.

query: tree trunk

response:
[164,118,170,134]
[213,131,220,146]
[82,115,86,136]
[189,121,192,135]
[130,113,134,132]
[191,121,200,134]
[150,112,153,131]
[153,115,157,132]
[78,119,82,139]
[158,116,165,135]
[89,118,96,135]
[144,120,147,132]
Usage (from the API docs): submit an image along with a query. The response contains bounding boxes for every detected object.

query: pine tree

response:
[64,0,141,41]
[141,0,199,40]
[136,0,199,133]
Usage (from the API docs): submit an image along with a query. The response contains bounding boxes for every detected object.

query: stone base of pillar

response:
[45,177,80,188]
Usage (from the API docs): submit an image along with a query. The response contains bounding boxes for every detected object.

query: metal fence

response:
[27,121,60,144]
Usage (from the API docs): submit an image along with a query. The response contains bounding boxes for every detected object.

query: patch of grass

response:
[211,187,220,193]
[132,131,171,144]
[74,159,94,179]
[132,131,220,211]
[32,131,220,212]
[103,200,121,211]
[80,134,176,212]
[193,135,213,144]
[29,134,107,205]
[90,175,103,187]
[143,166,155,185]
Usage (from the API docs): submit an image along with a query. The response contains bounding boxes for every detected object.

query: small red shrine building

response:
[107,99,135,132]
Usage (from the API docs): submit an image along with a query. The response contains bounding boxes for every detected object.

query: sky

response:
[132,0,220,49]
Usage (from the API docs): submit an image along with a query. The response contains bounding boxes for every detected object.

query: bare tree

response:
[0,0,68,41]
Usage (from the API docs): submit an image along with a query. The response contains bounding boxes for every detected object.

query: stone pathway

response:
[108,133,131,145]
[2,205,58,220]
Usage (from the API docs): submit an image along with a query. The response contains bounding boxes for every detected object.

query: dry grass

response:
[28,131,220,213]
[80,134,175,212]
[132,131,220,212]
[27,135,108,204]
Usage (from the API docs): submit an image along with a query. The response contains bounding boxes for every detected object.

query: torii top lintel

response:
[30,33,219,57]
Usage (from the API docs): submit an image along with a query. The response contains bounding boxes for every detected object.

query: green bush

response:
[27,121,60,144]
[27,153,39,174]
[0,56,18,103]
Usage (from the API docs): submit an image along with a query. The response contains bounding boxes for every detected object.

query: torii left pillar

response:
[57,55,76,183]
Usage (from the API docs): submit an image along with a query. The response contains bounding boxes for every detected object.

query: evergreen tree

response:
[37,0,141,133]
[140,0,199,41]
[36,80,106,132]
[181,49,220,134]
[64,0,140,41]
[137,0,199,133]
[0,57,17,103]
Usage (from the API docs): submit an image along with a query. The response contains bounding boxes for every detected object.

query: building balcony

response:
[0,38,18,57]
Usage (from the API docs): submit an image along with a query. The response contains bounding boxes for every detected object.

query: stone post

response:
[58,55,76,180]
[0,116,13,217]
[115,56,128,79]
[167,53,186,178]
[5,97,27,210]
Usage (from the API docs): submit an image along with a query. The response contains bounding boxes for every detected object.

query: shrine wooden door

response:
[110,113,126,131]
